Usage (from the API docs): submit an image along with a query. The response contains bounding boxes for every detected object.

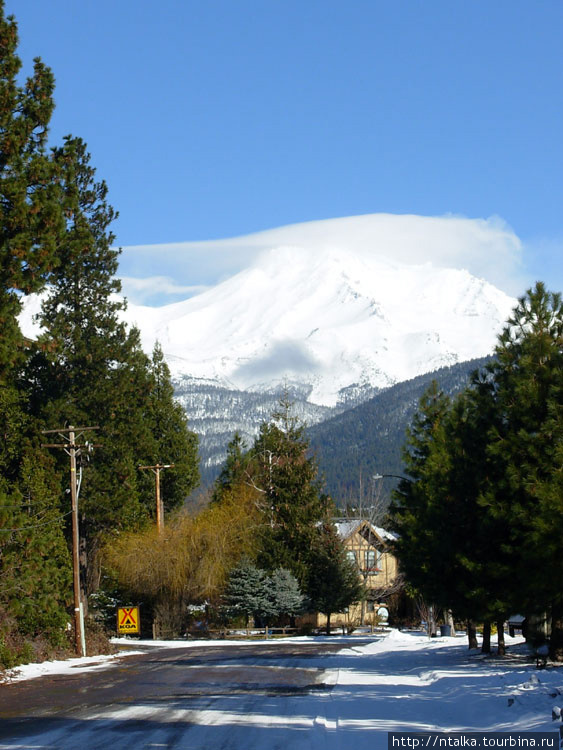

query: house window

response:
[367,601,376,613]
[347,550,357,565]
[365,549,380,573]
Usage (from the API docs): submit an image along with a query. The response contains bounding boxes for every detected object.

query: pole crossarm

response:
[41,426,101,455]
[41,426,100,434]
[138,463,175,472]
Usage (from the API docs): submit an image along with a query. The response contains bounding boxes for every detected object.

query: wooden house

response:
[301,518,400,630]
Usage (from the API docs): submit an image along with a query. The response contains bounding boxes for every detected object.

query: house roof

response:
[333,518,398,544]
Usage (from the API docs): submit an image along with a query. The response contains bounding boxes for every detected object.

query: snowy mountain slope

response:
[19,214,519,410]
[18,214,520,481]
[124,241,515,407]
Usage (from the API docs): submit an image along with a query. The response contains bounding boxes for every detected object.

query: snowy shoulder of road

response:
[0,648,146,683]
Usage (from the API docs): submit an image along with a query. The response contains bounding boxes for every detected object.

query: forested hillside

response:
[308,357,491,506]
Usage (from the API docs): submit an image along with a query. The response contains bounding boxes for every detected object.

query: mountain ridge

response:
[123,239,515,407]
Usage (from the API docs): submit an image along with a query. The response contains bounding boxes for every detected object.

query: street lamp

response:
[372,473,410,482]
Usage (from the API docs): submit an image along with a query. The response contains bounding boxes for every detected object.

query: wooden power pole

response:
[138,463,174,534]
[42,425,99,657]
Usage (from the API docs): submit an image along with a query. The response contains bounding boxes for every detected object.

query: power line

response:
[1,510,72,532]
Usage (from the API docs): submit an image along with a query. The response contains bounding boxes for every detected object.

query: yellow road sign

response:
[117,606,140,634]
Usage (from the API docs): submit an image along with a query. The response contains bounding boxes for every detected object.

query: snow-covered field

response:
[2,630,561,749]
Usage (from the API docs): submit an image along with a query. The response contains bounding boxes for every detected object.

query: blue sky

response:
[9,0,563,297]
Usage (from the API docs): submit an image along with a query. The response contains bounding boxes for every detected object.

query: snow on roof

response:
[333,520,362,539]
[373,524,399,542]
[333,519,398,543]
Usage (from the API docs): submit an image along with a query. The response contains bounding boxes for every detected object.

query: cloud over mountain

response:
[118,213,525,306]
[120,215,517,406]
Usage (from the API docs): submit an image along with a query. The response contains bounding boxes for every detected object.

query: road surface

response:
[0,638,372,749]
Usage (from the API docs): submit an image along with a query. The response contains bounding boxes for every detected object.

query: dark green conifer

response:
[480,283,563,656]
[0,389,70,644]
[25,138,154,593]
[0,3,63,380]
[26,138,200,596]
[307,522,364,635]
[251,398,331,587]
[146,343,199,512]
[389,382,452,603]
[211,432,248,504]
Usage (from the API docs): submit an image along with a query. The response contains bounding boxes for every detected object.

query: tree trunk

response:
[549,604,563,661]
[326,612,331,636]
[445,610,455,634]
[467,620,478,649]
[497,619,506,656]
[428,605,437,637]
[481,621,491,654]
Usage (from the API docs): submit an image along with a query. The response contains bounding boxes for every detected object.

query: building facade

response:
[303,518,400,630]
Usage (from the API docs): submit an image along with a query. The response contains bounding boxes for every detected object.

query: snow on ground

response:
[0,648,146,683]
[323,630,562,743]
[2,630,562,749]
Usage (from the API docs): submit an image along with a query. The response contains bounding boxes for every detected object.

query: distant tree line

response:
[390,283,563,659]
[108,398,364,637]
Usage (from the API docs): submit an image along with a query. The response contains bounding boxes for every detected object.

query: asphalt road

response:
[0,638,371,749]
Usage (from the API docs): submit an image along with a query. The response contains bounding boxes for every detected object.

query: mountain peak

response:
[123,230,515,407]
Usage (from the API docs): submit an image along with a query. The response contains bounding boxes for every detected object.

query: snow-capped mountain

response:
[124,234,515,408]
[19,213,520,477]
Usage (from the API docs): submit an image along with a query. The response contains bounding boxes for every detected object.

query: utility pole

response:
[138,463,174,534]
[42,425,99,657]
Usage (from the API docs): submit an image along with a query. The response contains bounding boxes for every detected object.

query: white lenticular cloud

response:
[119,276,210,304]
[118,213,527,305]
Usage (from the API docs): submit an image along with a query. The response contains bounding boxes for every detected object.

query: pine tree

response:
[0,3,69,645]
[211,432,249,504]
[390,379,516,650]
[268,568,304,619]
[390,284,563,655]
[307,523,364,635]
[223,561,274,626]
[389,382,453,604]
[0,389,70,645]
[0,3,63,380]
[479,283,563,656]
[24,137,157,595]
[250,398,332,587]
[146,342,199,512]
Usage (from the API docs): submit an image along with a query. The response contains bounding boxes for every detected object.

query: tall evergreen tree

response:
[0,3,70,657]
[0,389,70,645]
[390,284,563,654]
[0,3,63,380]
[479,283,563,656]
[250,398,332,588]
[389,382,453,604]
[307,522,364,635]
[146,343,199,512]
[25,138,199,596]
[211,431,249,504]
